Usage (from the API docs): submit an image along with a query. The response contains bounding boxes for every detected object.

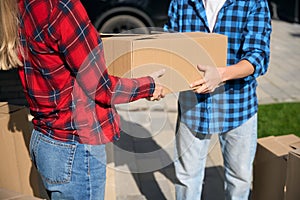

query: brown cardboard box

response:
[285,146,300,200]
[0,103,47,199]
[0,188,41,200]
[103,32,227,93]
[253,134,300,200]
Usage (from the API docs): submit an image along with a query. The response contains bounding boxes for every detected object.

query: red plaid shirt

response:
[18,0,155,144]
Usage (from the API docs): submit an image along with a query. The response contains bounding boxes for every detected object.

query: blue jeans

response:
[29,130,107,200]
[175,114,257,200]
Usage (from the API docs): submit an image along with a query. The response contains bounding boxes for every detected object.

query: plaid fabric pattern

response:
[165,0,271,134]
[18,0,155,144]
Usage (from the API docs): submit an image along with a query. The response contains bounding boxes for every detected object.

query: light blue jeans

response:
[175,114,257,200]
[29,130,107,200]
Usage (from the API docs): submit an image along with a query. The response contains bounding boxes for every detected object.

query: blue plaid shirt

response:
[164,0,272,134]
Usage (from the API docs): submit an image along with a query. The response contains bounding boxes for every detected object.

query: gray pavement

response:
[105,19,300,200]
[257,19,300,104]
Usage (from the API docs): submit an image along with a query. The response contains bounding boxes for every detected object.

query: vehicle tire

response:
[99,15,149,34]
[268,1,279,19]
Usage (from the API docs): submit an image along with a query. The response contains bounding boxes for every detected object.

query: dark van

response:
[81,0,171,33]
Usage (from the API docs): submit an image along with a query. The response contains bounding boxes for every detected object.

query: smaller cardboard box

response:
[102,32,227,93]
[0,187,41,200]
[0,103,47,199]
[285,146,300,200]
[253,134,300,200]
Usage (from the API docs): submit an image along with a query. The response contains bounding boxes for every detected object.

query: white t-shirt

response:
[202,0,226,32]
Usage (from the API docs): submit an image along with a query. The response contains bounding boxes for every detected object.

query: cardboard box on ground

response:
[253,134,300,200]
[102,32,228,94]
[0,102,47,199]
[285,145,300,200]
[0,188,41,200]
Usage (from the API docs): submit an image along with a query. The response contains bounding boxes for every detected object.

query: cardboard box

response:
[285,147,300,200]
[103,32,227,93]
[0,103,48,199]
[0,187,41,200]
[253,134,300,200]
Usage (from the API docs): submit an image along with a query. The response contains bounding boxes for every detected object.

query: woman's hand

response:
[148,69,165,101]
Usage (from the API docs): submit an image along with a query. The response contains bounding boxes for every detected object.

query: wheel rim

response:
[100,15,149,34]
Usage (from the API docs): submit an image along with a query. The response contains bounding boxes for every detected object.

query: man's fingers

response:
[194,83,209,94]
[190,78,205,88]
[189,64,207,88]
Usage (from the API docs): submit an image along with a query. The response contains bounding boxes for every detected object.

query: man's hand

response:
[190,65,225,94]
[148,69,165,101]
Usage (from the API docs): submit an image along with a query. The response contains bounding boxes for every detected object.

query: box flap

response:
[257,135,298,157]
[275,134,300,146]
[0,102,8,107]
[100,33,142,38]
[290,141,300,150]
[257,136,285,157]
[290,148,300,157]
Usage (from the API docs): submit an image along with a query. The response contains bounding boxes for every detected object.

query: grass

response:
[258,102,300,138]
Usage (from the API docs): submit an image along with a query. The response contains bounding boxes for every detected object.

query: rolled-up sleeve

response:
[242,0,272,81]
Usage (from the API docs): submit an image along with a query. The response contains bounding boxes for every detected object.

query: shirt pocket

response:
[26,36,53,55]
[25,36,65,74]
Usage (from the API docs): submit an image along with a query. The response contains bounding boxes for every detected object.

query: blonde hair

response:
[0,0,23,70]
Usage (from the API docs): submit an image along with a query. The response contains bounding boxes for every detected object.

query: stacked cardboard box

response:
[253,134,300,200]
[0,103,47,199]
[285,146,300,200]
[0,188,41,200]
